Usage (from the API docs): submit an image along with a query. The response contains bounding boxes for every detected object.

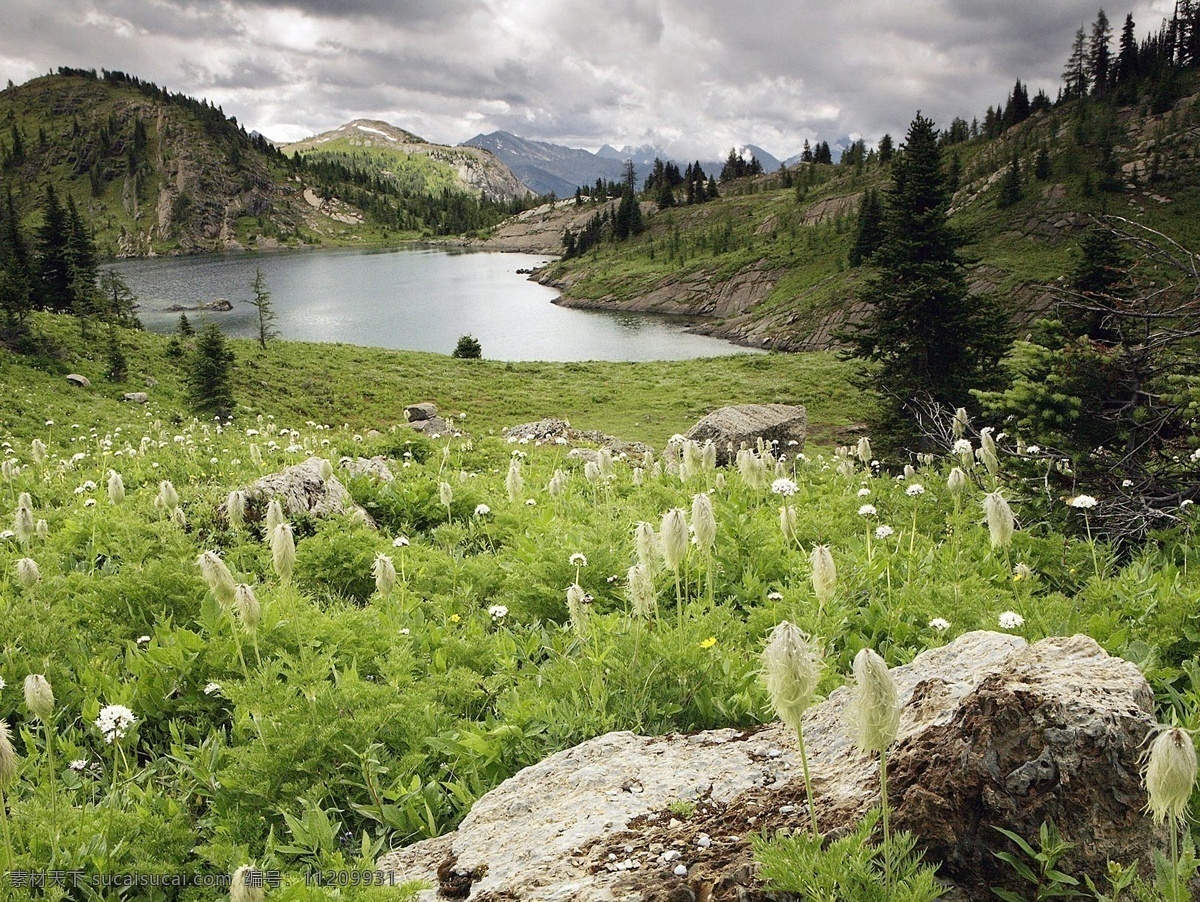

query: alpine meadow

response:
[2,4,1200,901]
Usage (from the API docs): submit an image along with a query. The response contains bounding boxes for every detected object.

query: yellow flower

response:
[700,636,717,649]
[449,614,461,623]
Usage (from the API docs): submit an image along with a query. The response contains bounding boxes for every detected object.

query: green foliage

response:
[248,267,278,350]
[992,821,1082,900]
[753,809,944,901]
[452,334,482,359]
[187,321,235,418]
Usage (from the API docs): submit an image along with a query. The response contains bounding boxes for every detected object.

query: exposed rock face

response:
[65,374,91,387]
[339,456,396,483]
[405,402,440,422]
[685,404,807,464]
[121,392,149,403]
[228,456,374,526]
[504,417,652,458]
[377,632,1158,900]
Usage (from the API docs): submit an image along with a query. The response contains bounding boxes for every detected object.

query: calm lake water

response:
[109,246,754,362]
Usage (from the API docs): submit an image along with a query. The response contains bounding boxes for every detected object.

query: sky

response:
[0,0,1181,161]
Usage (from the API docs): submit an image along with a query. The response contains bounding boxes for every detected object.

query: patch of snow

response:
[356,125,397,142]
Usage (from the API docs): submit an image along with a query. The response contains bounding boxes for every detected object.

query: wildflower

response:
[1013,563,1033,581]
[16,557,40,590]
[767,591,784,601]
[221,490,246,529]
[874,525,894,540]
[155,480,179,511]
[998,611,1025,629]
[700,636,717,649]
[0,721,17,788]
[566,583,589,635]
[318,458,334,482]
[928,618,950,631]
[31,438,47,464]
[203,682,223,696]
[0,678,4,691]
[780,505,798,543]
[399,628,410,636]
[811,545,836,605]
[634,522,660,571]
[171,506,187,528]
[850,648,900,754]
[771,477,798,497]
[269,523,296,583]
[762,622,822,734]
[691,493,716,553]
[1067,494,1098,509]
[488,604,508,621]
[526,498,537,506]
[632,467,644,486]
[264,499,286,532]
[14,503,34,545]
[1025,445,1041,455]
[231,865,265,902]
[627,563,656,619]
[947,467,967,492]
[234,584,262,632]
[24,674,54,720]
[1144,726,1197,826]
[856,437,872,464]
[858,504,877,517]
[95,704,136,744]
[198,551,238,608]
[857,487,871,497]
[506,458,524,501]
[373,553,397,598]
[569,553,588,567]
[905,483,925,497]
[983,491,1015,548]
[952,407,969,439]
[106,470,125,504]
[448,613,460,624]
[136,635,151,646]
[36,520,48,540]
[393,535,410,547]
[440,482,454,507]
[661,508,689,571]
[84,498,96,507]
[69,758,89,772]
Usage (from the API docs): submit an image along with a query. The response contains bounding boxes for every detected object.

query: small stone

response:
[696,834,712,848]
[668,818,681,829]
[673,864,688,877]
[660,850,681,862]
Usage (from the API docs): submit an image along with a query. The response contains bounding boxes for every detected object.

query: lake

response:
[108,246,756,361]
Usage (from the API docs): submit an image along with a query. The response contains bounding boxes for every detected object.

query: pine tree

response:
[1063,26,1090,98]
[1034,144,1052,180]
[839,113,1010,458]
[877,134,894,164]
[1088,9,1113,96]
[997,153,1022,207]
[848,189,884,267]
[1116,13,1139,84]
[0,188,32,340]
[188,322,235,419]
[247,267,278,350]
[36,185,73,314]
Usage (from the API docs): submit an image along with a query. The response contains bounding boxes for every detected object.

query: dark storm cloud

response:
[0,0,1182,156]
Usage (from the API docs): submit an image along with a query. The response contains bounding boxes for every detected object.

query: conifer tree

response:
[848,189,884,267]
[997,153,1022,207]
[840,113,1009,458]
[0,189,31,340]
[1063,26,1090,98]
[1089,9,1113,96]
[188,322,235,419]
[36,185,73,313]
[247,267,278,350]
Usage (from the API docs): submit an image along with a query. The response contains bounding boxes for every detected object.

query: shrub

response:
[452,334,482,359]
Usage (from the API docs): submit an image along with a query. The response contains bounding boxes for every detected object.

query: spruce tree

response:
[36,185,73,313]
[188,322,235,419]
[247,267,278,350]
[1088,9,1113,96]
[840,113,1009,458]
[848,189,884,267]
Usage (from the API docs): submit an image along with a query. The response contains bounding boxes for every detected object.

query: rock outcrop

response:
[504,417,653,458]
[377,632,1158,900]
[684,404,807,464]
[227,456,374,526]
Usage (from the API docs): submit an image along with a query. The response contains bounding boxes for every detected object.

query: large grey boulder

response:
[405,402,439,422]
[685,403,807,464]
[377,632,1158,900]
[65,373,91,388]
[226,456,374,526]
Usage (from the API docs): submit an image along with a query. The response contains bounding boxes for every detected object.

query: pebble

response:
[674,864,688,877]
[779,804,796,814]
[696,834,712,848]
[660,850,682,862]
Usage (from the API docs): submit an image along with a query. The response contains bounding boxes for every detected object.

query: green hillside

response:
[533,71,1200,351]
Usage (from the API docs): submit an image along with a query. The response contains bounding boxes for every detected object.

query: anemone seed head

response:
[761,622,822,734]
[850,648,900,754]
[660,508,689,571]
[1144,726,1197,825]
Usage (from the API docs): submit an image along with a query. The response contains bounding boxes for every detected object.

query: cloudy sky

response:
[0,0,1180,160]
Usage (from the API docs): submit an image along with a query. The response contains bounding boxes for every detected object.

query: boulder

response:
[339,456,395,482]
[226,456,374,526]
[685,403,807,464]
[505,417,653,458]
[65,373,91,388]
[121,392,150,404]
[377,632,1158,900]
[409,415,455,437]
[405,402,439,422]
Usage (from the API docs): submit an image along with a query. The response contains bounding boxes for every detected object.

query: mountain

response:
[281,119,529,202]
[0,70,535,256]
[462,131,630,197]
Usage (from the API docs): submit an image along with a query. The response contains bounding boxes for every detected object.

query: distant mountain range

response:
[463,131,786,197]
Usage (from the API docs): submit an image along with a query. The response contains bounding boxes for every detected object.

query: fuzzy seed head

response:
[810,545,836,605]
[269,522,296,583]
[634,521,660,572]
[660,508,689,571]
[780,505,798,543]
[107,470,125,505]
[1144,727,1197,825]
[35,518,49,540]
[597,449,614,480]
[198,551,237,608]
[691,493,716,552]
[234,584,261,632]
[947,467,967,493]
[249,443,263,467]
[24,674,54,720]
[506,459,524,501]
[632,467,644,486]
[952,407,969,439]
[762,622,822,734]
[0,719,17,788]
[14,503,34,545]
[856,437,873,464]
[225,490,247,528]
[439,481,453,507]
[16,557,40,590]
[566,583,589,636]
[983,491,1015,549]
[264,499,286,533]
[850,648,900,754]
[374,552,397,598]
[318,458,334,482]
[584,460,601,486]
[31,438,47,465]
[170,505,187,528]
[230,866,265,902]
[702,441,717,472]
[156,480,179,511]
[627,563,657,619]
